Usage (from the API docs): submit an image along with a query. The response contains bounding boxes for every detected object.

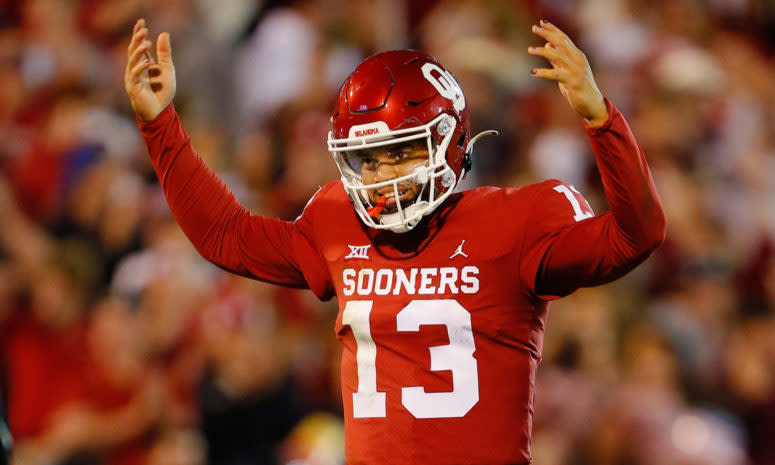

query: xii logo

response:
[346,244,371,260]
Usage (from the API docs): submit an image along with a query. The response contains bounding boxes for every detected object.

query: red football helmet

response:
[328,50,495,233]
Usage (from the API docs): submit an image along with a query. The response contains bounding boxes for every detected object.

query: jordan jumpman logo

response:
[450,240,469,259]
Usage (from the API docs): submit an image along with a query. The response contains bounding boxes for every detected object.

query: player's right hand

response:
[124,19,176,121]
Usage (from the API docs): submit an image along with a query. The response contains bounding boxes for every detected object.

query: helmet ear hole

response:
[457,129,467,148]
[463,153,472,173]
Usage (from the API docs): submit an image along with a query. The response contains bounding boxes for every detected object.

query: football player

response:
[125,18,665,465]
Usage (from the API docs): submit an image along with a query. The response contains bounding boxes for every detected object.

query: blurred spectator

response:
[197,276,303,465]
[4,249,93,464]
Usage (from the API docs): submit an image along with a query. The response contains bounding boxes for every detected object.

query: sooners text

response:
[342,266,480,296]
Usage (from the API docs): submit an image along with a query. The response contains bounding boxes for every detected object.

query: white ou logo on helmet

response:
[421,63,466,112]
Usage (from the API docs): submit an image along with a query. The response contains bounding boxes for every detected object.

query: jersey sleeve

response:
[138,104,334,300]
[519,99,666,300]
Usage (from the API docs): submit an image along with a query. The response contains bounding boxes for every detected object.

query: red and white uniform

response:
[139,98,664,465]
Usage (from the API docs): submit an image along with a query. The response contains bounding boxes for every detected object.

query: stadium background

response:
[1,0,775,464]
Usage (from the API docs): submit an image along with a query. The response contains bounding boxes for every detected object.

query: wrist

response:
[137,103,173,124]
[137,108,162,122]
[583,97,609,127]
[136,103,175,131]
[584,112,609,127]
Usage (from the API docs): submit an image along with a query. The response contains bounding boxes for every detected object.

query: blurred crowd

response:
[1,0,775,464]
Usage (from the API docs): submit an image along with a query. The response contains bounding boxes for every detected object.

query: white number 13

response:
[342,299,479,419]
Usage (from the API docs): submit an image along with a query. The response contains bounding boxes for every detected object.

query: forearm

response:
[587,99,666,254]
[528,101,666,298]
[137,105,316,289]
[138,104,252,274]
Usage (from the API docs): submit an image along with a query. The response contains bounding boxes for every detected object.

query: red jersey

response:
[138,100,664,465]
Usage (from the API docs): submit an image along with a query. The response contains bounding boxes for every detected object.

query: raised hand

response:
[529,20,609,127]
[124,19,176,121]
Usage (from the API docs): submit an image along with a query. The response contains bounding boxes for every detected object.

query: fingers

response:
[127,19,148,57]
[531,68,566,82]
[531,20,576,53]
[528,44,572,68]
[529,19,588,83]
[129,58,153,82]
[126,20,151,81]
[127,19,145,54]
[156,32,172,65]
[127,38,151,70]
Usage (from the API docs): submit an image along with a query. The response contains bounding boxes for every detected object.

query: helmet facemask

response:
[328,114,461,233]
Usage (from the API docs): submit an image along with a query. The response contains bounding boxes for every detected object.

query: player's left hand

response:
[529,20,609,127]
[124,19,176,121]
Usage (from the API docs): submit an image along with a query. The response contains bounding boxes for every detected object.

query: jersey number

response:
[553,184,594,221]
[342,299,479,419]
